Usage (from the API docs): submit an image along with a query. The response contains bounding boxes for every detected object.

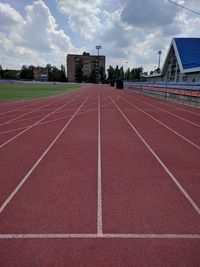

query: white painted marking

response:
[0,95,89,214]
[0,94,60,116]
[109,95,200,216]
[120,96,200,150]
[0,95,81,149]
[128,89,200,116]
[83,96,108,108]
[0,102,42,116]
[0,96,120,136]
[103,233,200,239]
[0,93,69,126]
[0,233,200,239]
[97,88,103,237]
[126,94,200,128]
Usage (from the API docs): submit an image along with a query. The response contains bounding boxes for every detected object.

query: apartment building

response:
[67,52,105,82]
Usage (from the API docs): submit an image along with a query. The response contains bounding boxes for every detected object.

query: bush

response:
[116,79,124,89]
[110,80,115,87]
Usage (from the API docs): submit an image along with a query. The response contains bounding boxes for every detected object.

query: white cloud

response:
[121,0,178,30]
[0,3,24,27]
[56,0,103,40]
[1,0,200,73]
[0,0,79,69]
[106,0,200,72]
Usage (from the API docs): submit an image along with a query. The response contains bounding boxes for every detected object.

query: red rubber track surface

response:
[0,85,200,266]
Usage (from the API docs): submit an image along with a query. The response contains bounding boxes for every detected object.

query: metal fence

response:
[125,82,200,108]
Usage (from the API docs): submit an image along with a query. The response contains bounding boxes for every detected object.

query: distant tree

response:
[20,65,28,79]
[45,64,67,82]
[125,68,131,81]
[115,65,120,80]
[46,64,53,81]
[28,65,34,79]
[128,67,143,81]
[0,65,3,79]
[75,61,83,82]
[52,66,60,81]
[134,67,143,81]
[100,66,106,83]
[119,66,124,80]
[46,63,53,72]
[19,65,33,80]
[107,65,115,81]
[130,68,136,81]
[60,64,67,82]
[4,69,19,80]
[90,68,96,83]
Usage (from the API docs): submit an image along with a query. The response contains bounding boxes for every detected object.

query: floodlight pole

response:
[157,50,162,70]
[96,45,101,84]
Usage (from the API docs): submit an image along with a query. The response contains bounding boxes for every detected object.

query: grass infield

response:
[0,83,82,101]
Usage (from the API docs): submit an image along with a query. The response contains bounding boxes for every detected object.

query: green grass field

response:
[0,83,82,101]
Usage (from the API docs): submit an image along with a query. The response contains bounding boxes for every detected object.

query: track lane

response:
[0,85,84,111]
[98,89,200,234]
[0,96,71,126]
[0,93,97,234]
[0,92,66,117]
[119,92,200,148]
[1,238,200,267]
[119,95,200,150]
[0,91,88,205]
[124,91,200,126]
[0,94,83,148]
[1,85,200,267]
[0,95,119,141]
[0,88,85,127]
[109,90,200,214]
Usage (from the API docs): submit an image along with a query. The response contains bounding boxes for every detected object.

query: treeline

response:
[107,65,145,82]
[0,65,19,80]
[0,63,146,83]
[75,62,106,84]
[0,64,67,82]
[75,63,145,84]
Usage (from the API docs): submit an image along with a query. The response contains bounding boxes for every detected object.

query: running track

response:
[0,84,200,266]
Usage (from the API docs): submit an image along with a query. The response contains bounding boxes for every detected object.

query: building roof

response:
[175,38,200,70]
[162,38,200,74]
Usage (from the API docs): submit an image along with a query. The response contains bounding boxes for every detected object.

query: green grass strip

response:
[0,83,82,101]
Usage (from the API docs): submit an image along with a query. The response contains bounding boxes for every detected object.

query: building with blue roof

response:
[147,38,200,82]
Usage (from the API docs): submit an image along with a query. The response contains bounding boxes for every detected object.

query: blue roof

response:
[174,38,200,70]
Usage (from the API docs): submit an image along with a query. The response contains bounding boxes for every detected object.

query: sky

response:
[0,0,200,73]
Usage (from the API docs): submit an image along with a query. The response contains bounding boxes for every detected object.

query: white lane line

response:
[0,95,58,117]
[109,95,200,216]
[0,233,200,239]
[97,88,103,237]
[0,95,81,149]
[128,89,200,116]
[103,233,200,239]
[0,102,42,117]
[0,95,89,214]
[125,93,200,128]
[0,96,120,136]
[83,96,108,108]
[0,94,72,126]
[0,87,78,107]
[120,96,200,150]
[0,88,83,117]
